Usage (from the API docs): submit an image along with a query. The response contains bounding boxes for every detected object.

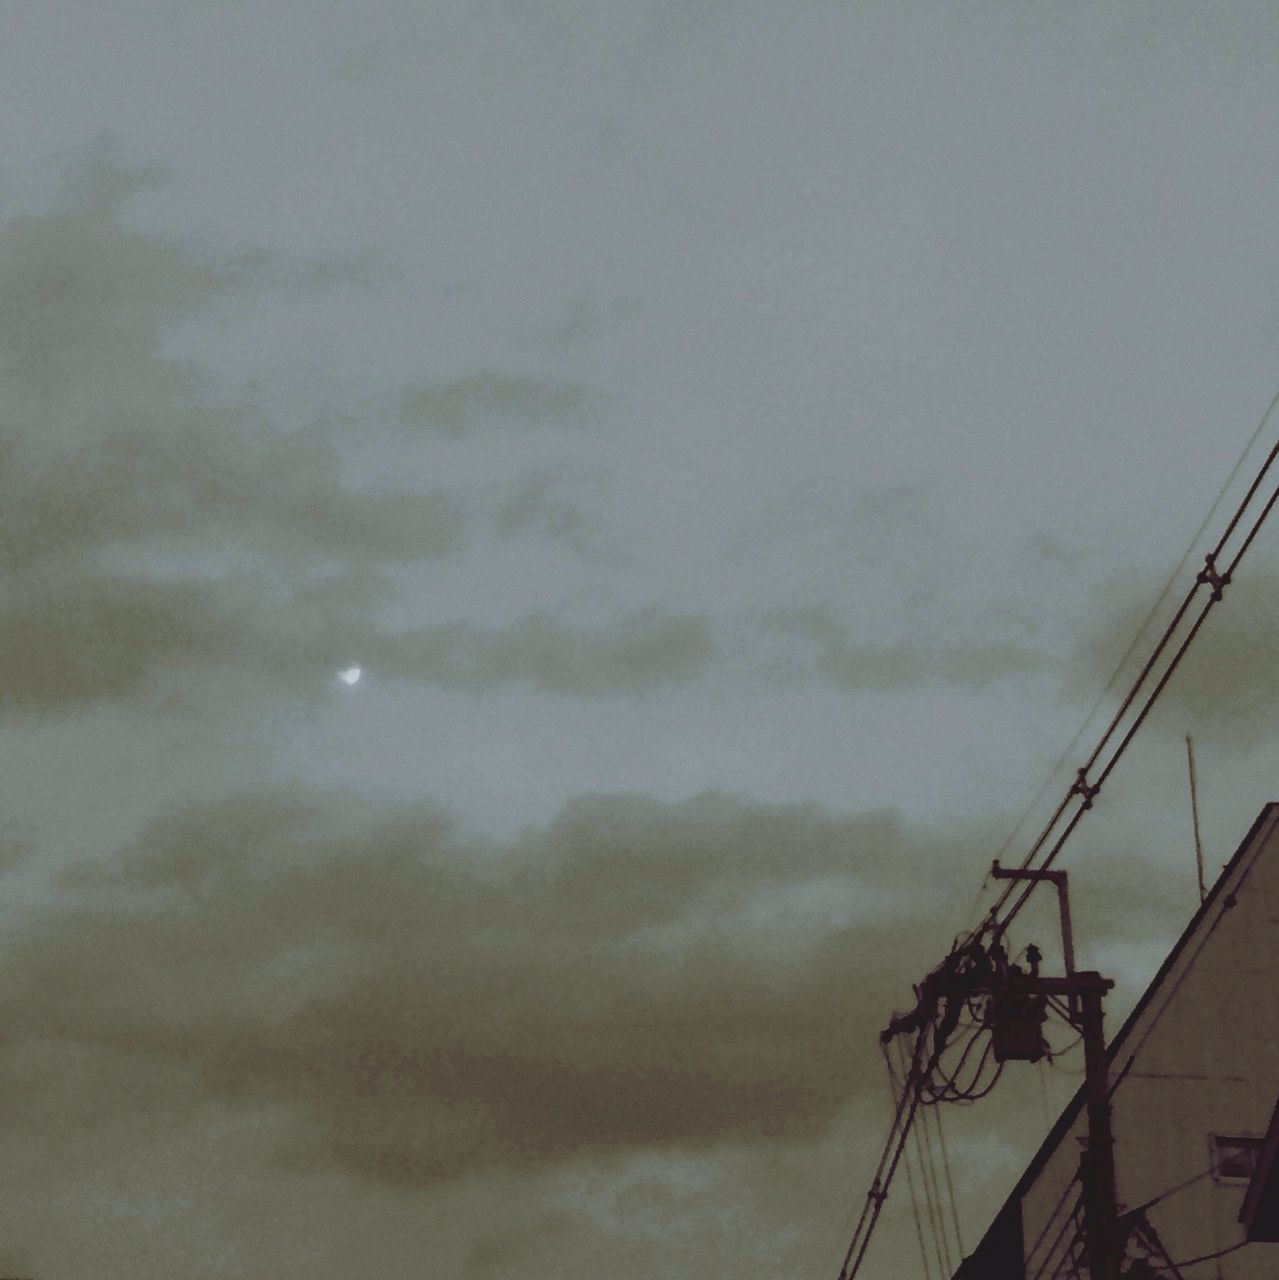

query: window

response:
[1212,1134,1264,1182]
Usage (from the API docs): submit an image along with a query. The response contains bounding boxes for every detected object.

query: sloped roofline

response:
[1240,1092,1279,1239]
[959,800,1279,1266]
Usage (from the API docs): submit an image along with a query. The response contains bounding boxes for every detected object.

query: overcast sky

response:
[3,2,1279,1277]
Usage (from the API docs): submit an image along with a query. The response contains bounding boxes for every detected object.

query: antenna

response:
[1185,735,1206,903]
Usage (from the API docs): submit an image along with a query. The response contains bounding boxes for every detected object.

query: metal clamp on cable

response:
[1196,551,1231,601]
[1070,767,1100,810]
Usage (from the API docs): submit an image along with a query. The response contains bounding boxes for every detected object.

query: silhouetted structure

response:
[954,804,1279,1278]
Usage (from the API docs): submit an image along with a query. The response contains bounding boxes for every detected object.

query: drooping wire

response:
[912,1062,955,1276]
[931,1101,966,1258]
[887,1046,935,1280]
[923,1028,1005,1106]
[1043,996,1084,1063]
[894,1034,956,1277]
[907,1057,952,1278]
[919,1023,987,1103]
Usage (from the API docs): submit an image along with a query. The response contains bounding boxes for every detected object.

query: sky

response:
[2,2,1279,1277]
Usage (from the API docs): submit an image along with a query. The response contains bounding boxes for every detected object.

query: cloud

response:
[0,784,1201,1202]
[2,423,467,577]
[0,156,464,575]
[495,470,600,548]
[764,606,1047,689]
[401,372,596,436]
[0,153,625,717]
[1062,559,1279,748]
[0,558,713,713]
[0,788,1005,1191]
[0,560,398,713]
[0,573,244,712]
[373,607,714,694]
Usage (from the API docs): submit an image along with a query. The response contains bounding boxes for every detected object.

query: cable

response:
[932,1102,966,1258]
[920,1023,988,1102]
[1170,1238,1248,1268]
[839,389,1279,1278]
[1043,998,1084,1062]
[951,425,1254,940]
[1124,1212,1189,1279]
[914,1079,955,1275]
[837,1032,929,1280]
[909,1069,951,1278]
[968,386,1279,938]
[993,458,1279,934]
[896,1035,945,1278]
[1023,1177,1082,1277]
[1209,383,1279,549]
[1121,1145,1260,1220]
[889,1050,935,1280]
[1026,1194,1086,1280]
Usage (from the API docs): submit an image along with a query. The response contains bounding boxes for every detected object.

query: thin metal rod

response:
[1185,735,1206,903]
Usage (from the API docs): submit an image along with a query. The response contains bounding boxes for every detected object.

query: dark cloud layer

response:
[1,791,967,1190]
[0,785,1197,1205]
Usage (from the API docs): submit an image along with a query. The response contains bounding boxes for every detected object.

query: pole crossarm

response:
[955,971,1112,1001]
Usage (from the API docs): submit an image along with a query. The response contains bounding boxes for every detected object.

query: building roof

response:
[1241,1094,1279,1242]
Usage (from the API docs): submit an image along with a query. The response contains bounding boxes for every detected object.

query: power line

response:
[914,1074,955,1274]
[836,1033,929,1280]
[1169,1238,1247,1268]
[835,386,1279,1279]
[961,383,1279,942]
[986,403,1279,937]
[1027,1193,1086,1280]
[1023,1177,1084,1277]
[908,1059,951,1278]
[932,1102,965,1258]
[889,1049,935,1280]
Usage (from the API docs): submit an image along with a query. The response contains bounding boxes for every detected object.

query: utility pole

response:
[885,962,1119,1279]
[1077,973,1120,1280]
[987,864,1119,1280]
